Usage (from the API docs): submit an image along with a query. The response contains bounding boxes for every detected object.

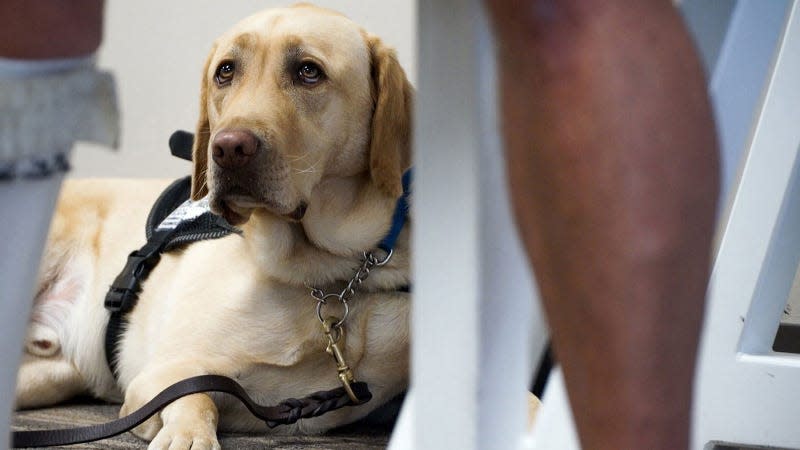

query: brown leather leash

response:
[12,375,371,448]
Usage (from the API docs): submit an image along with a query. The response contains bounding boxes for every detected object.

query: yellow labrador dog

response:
[16,4,411,449]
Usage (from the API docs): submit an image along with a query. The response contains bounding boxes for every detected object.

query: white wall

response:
[71,0,416,178]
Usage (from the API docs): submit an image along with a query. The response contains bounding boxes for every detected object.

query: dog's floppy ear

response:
[190,46,216,200]
[366,34,413,199]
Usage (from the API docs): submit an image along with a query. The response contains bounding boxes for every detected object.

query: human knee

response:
[485,0,601,41]
[485,0,677,48]
[0,0,104,58]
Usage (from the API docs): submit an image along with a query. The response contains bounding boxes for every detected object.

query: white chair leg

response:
[401,1,548,449]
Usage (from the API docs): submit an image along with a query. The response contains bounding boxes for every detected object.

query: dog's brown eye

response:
[215,61,235,86]
[297,62,323,85]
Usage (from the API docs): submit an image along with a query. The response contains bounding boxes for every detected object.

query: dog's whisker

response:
[286,153,312,164]
[196,167,210,193]
[291,164,316,172]
[294,156,323,174]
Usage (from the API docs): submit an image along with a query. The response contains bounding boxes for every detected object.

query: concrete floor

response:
[12,398,392,449]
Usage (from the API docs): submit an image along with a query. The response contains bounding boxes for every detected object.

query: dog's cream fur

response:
[16,5,412,449]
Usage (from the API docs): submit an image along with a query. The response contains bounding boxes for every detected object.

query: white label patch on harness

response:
[156,197,211,231]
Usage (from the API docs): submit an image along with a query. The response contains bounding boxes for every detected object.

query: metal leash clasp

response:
[311,250,393,404]
[322,316,360,403]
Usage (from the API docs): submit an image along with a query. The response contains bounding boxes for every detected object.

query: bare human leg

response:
[485,1,720,448]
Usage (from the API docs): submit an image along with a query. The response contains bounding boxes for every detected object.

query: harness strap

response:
[104,176,237,374]
[104,229,171,372]
[12,375,371,448]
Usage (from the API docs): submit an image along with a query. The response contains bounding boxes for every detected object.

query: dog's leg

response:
[15,251,90,409]
[147,394,220,450]
[15,274,87,410]
[15,354,85,409]
[121,362,220,450]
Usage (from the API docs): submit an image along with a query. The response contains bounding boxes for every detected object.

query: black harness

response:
[12,130,413,447]
[103,174,238,374]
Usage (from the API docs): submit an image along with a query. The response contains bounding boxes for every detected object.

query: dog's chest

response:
[118,243,324,369]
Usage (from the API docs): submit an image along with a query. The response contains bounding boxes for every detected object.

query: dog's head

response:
[190,4,412,226]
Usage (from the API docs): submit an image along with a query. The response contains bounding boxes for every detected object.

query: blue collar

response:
[377,170,412,253]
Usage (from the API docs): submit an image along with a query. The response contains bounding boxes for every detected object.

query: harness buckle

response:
[104,290,136,314]
[104,250,161,313]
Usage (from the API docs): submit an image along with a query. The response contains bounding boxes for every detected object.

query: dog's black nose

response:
[212,130,258,169]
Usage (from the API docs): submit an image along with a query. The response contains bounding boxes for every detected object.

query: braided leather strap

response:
[12,375,371,448]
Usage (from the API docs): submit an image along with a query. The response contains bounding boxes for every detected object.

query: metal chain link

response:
[310,249,393,329]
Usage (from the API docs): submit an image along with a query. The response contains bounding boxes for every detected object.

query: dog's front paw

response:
[145,393,220,450]
[147,418,221,450]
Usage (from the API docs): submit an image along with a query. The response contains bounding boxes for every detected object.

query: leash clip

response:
[310,249,397,405]
[322,317,361,403]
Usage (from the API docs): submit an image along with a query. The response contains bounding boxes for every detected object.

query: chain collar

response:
[308,249,393,402]
[309,249,393,329]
